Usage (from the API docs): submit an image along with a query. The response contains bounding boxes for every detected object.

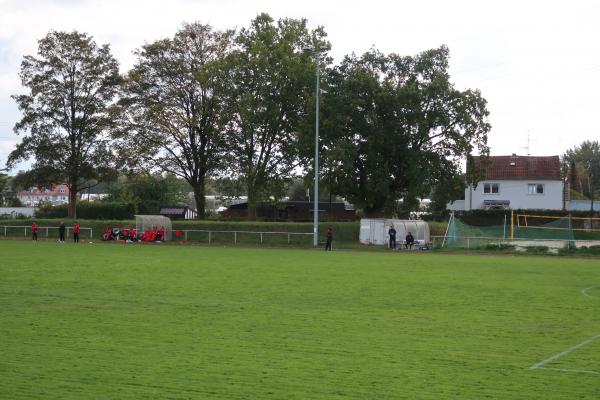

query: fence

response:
[1,225,93,240]
[0,225,311,247]
[431,235,600,250]
[178,230,313,246]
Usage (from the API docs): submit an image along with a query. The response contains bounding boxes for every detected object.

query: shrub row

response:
[35,202,135,220]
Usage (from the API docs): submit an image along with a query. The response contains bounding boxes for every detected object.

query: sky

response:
[1,0,599,172]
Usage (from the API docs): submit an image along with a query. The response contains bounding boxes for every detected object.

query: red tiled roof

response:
[470,155,561,180]
[17,184,70,197]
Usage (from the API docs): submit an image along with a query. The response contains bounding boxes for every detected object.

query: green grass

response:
[1,241,599,399]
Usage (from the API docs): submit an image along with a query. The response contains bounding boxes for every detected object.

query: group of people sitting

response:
[140,226,166,242]
[387,225,416,250]
[102,226,166,242]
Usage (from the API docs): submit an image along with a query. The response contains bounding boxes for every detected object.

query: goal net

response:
[516,213,600,240]
[444,212,600,248]
[135,215,172,241]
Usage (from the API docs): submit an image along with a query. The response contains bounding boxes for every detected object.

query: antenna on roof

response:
[520,131,535,156]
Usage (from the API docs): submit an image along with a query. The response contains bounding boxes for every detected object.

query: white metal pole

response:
[313,51,320,247]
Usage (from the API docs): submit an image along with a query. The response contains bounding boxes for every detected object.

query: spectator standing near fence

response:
[388,225,397,250]
[58,221,66,243]
[31,222,38,241]
[73,222,80,243]
[325,227,333,251]
[405,231,414,250]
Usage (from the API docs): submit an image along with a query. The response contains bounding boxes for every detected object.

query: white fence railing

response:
[1,226,311,245]
[1,225,93,240]
[178,229,312,245]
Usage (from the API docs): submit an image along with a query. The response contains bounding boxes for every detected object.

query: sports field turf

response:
[1,241,599,399]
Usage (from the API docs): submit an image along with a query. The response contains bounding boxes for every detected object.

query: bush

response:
[36,202,135,219]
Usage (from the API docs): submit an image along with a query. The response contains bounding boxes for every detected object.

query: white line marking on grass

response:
[537,367,599,375]
[530,333,600,370]
[581,285,600,299]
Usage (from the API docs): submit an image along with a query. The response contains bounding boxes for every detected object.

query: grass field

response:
[1,241,599,399]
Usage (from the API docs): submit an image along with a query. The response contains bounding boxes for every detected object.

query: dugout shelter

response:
[135,215,172,241]
[359,218,430,246]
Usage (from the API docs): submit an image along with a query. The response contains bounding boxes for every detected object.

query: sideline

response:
[529,333,600,372]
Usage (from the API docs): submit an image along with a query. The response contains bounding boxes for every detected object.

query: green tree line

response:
[6,13,491,219]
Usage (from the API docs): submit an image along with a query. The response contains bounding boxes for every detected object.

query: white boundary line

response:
[530,333,600,370]
[537,367,599,375]
[581,285,600,299]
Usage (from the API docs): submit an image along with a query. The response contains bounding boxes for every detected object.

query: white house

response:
[17,184,70,206]
[461,154,563,210]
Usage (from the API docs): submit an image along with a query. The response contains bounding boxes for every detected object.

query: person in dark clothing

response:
[405,231,415,250]
[325,227,333,251]
[58,221,66,243]
[31,222,38,241]
[388,225,397,250]
[73,222,80,243]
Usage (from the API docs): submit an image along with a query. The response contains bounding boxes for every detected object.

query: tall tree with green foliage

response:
[107,173,189,214]
[564,140,600,212]
[224,13,328,219]
[319,46,490,216]
[117,23,233,219]
[7,31,121,218]
[0,172,8,206]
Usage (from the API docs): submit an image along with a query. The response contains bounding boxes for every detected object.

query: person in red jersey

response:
[73,221,80,243]
[31,222,39,241]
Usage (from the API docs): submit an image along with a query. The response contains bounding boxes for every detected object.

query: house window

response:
[528,183,544,195]
[483,183,499,194]
[60,188,65,193]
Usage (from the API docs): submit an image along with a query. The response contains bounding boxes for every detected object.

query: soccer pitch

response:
[1,241,598,399]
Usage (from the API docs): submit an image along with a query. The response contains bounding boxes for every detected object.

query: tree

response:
[319,46,490,216]
[117,23,234,219]
[224,13,328,219]
[564,140,600,212]
[0,173,8,206]
[429,172,465,213]
[7,31,121,218]
[107,173,188,214]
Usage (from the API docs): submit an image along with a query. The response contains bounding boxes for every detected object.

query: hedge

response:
[35,202,135,220]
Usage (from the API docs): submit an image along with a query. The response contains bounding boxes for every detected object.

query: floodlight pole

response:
[313,51,320,247]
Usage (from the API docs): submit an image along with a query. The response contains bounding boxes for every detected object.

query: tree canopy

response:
[116,23,234,218]
[224,13,329,218]
[564,140,600,211]
[318,46,490,216]
[7,17,495,219]
[7,31,121,218]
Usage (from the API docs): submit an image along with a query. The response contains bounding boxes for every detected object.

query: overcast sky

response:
[1,0,599,172]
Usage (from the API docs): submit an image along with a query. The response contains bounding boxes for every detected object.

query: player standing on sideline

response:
[388,225,397,250]
[58,221,66,243]
[325,227,333,251]
[73,221,80,243]
[31,221,38,241]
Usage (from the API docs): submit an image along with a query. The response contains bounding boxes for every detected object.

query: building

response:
[221,201,357,221]
[17,184,70,207]
[159,206,198,220]
[459,154,563,210]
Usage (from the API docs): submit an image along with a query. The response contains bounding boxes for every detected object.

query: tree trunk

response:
[68,184,77,219]
[247,188,258,221]
[193,183,206,220]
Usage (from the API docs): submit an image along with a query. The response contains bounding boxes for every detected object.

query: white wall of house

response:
[465,180,563,210]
